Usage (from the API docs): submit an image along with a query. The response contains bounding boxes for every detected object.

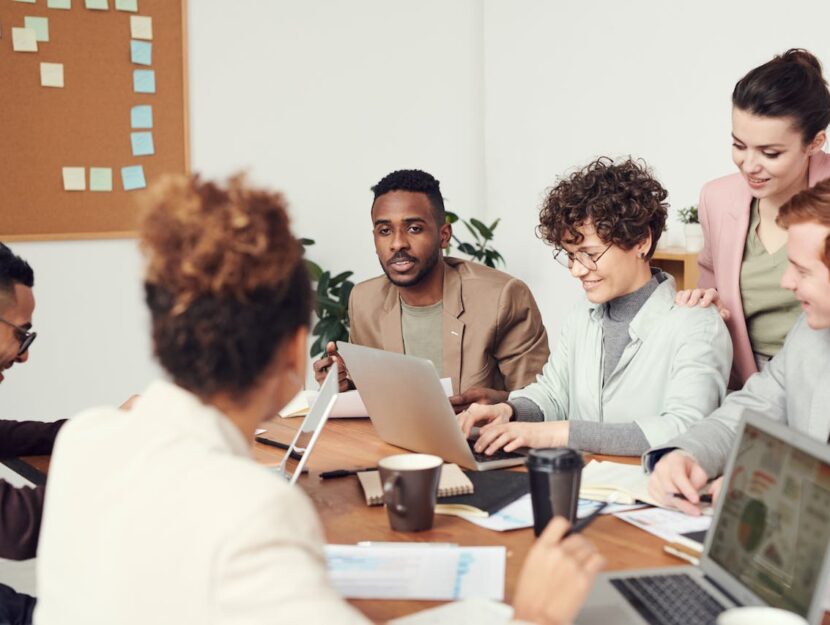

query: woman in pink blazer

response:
[681,49,830,388]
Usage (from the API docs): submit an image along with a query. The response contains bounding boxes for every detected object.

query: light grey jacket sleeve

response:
[507,309,574,421]
[644,318,791,477]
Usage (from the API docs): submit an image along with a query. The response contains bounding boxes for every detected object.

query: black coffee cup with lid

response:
[527,448,584,536]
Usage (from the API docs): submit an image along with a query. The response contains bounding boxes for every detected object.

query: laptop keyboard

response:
[467,439,525,463]
[610,574,726,625]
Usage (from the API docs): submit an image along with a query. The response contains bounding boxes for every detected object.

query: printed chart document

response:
[325,544,505,601]
[283,378,454,419]
[615,507,712,543]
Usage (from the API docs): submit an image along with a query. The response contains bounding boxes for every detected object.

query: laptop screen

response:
[707,422,830,616]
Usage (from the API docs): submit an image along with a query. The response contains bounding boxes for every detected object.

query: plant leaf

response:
[304,259,323,282]
[470,218,493,240]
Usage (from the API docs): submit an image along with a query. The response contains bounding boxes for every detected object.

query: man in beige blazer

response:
[314,169,549,408]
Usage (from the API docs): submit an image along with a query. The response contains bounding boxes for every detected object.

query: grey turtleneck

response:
[508,274,661,455]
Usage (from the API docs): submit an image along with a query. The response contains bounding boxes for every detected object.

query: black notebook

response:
[437,469,529,516]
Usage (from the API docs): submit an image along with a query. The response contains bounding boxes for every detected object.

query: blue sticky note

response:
[24,16,49,42]
[47,0,72,8]
[131,132,154,156]
[85,0,108,9]
[115,0,137,11]
[131,105,152,129]
[133,69,155,93]
[121,165,146,191]
[130,40,151,66]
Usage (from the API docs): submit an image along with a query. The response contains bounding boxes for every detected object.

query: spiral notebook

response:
[357,463,473,506]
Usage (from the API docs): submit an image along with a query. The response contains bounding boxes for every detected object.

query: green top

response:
[739,199,801,357]
[400,299,444,376]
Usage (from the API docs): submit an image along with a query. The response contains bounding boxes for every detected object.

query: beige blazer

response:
[348,257,550,394]
[35,381,370,625]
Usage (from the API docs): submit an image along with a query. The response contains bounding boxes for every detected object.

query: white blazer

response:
[35,380,369,625]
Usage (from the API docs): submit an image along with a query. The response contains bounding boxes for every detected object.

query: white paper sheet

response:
[389,598,513,625]
[325,544,505,601]
[283,378,454,419]
[457,496,628,532]
[614,506,712,543]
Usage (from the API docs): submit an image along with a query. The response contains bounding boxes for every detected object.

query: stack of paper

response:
[579,459,658,506]
[279,378,453,419]
[614,507,712,543]
[325,544,505,601]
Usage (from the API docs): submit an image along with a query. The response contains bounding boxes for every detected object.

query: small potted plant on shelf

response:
[678,205,703,252]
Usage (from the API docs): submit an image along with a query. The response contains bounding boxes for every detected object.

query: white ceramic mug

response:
[717,607,808,625]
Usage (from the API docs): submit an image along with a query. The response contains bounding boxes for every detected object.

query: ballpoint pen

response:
[255,435,303,461]
[319,467,376,479]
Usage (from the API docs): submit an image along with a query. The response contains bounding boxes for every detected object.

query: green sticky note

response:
[131,105,152,129]
[47,0,72,8]
[85,0,108,9]
[89,168,113,192]
[14,0,37,4]
[121,165,145,191]
[24,16,49,42]
[115,0,137,11]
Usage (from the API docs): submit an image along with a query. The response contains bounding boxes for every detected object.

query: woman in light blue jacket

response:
[458,157,733,456]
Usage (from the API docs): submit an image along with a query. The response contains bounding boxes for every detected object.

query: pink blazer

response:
[697,151,830,388]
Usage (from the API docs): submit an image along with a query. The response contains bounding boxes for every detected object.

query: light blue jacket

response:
[645,314,830,476]
[509,273,732,446]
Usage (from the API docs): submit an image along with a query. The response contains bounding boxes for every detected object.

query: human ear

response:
[807,130,827,155]
[439,222,452,250]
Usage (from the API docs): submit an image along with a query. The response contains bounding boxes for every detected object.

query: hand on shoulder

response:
[674,288,731,320]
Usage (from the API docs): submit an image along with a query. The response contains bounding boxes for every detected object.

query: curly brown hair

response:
[139,173,311,399]
[537,157,668,259]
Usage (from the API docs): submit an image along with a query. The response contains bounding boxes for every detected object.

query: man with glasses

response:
[0,243,65,624]
[457,157,733,457]
[312,169,550,410]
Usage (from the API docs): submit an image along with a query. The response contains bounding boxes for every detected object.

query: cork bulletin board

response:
[0,0,188,241]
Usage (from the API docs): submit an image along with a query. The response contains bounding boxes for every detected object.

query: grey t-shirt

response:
[400,299,444,376]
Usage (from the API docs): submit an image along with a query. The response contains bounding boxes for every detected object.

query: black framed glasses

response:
[0,317,36,356]
[552,243,613,271]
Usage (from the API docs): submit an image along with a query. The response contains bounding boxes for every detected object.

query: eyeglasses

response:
[552,243,613,271]
[0,317,36,357]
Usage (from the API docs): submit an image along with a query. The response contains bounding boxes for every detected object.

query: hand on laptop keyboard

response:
[472,421,570,456]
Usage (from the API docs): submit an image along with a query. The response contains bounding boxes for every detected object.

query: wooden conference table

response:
[13,416,828,623]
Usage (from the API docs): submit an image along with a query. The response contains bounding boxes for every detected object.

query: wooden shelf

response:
[652,247,700,291]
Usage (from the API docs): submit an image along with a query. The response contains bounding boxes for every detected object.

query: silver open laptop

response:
[336,342,525,471]
[579,412,830,625]
[276,363,339,485]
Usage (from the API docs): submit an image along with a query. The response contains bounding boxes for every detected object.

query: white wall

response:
[1,0,485,419]
[4,1,830,419]
[482,0,830,338]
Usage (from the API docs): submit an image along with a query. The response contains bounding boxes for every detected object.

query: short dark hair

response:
[140,174,312,400]
[0,243,34,305]
[733,49,830,144]
[371,169,445,223]
[537,157,668,259]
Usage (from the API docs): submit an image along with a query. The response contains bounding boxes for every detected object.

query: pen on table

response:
[564,502,608,537]
[255,435,304,461]
[319,467,377,479]
[672,492,713,504]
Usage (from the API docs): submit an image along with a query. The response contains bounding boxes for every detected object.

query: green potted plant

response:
[678,205,703,252]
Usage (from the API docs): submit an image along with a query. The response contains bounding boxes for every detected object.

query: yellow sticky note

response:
[40,62,64,88]
[12,27,38,52]
[62,167,86,191]
[130,15,152,40]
